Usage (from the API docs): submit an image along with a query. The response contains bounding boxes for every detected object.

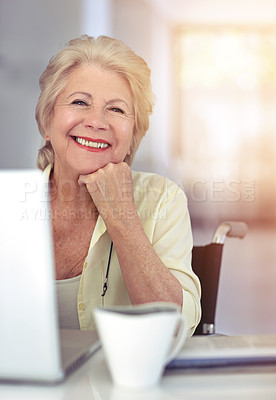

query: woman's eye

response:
[110,107,124,114]
[71,99,88,106]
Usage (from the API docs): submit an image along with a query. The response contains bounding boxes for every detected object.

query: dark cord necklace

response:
[101,241,113,297]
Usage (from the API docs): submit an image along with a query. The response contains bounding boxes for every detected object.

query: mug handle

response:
[164,315,187,364]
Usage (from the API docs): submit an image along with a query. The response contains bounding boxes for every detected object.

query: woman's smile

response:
[71,136,111,152]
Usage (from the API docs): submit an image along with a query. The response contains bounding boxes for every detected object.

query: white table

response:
[1,348,276,400]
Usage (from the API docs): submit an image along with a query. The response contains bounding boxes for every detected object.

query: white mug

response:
[93,302,187,390]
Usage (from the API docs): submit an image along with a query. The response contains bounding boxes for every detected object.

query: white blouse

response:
[56,275,81,330]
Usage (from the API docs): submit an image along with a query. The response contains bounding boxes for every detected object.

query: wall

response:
[149,0,276,24]
[0,0,84,169]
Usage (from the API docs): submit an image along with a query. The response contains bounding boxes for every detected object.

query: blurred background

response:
[1,0,276,334]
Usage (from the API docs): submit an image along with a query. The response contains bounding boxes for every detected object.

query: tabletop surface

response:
[1,348,276,400]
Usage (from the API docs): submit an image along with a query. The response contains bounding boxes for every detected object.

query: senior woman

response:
[35,35,201,334]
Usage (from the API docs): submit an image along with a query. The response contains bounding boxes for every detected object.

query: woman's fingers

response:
[78,162,135,220]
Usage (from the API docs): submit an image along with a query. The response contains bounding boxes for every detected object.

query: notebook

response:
[0,170,101,383]
[167,334,276,369]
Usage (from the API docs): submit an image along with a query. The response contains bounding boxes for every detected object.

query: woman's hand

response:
[78,162,137,226]
[79,161,183,310]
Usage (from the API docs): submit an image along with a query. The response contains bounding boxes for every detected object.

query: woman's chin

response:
[76,163,108,176]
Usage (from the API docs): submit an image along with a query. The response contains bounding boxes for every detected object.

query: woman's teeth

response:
[74,137,109,149]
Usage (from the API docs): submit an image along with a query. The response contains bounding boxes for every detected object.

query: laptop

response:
[0,170,101,383]
[167,334,276,369]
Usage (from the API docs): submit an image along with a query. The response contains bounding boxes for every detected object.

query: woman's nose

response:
[83,106,108,131]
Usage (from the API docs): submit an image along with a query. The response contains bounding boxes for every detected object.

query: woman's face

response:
[45,65,135,178]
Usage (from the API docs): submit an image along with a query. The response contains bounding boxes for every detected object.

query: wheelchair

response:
[192,221,248,335]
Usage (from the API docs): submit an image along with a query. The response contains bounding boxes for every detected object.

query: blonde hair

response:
[36,35,154,170]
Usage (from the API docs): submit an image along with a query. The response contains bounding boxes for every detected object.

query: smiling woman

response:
[35,35,201,334]
[44,65,134,177]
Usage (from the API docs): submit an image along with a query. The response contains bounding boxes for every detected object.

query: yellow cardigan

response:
[44,165,201,334]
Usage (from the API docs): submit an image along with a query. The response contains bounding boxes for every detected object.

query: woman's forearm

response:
[106,214,183,307]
